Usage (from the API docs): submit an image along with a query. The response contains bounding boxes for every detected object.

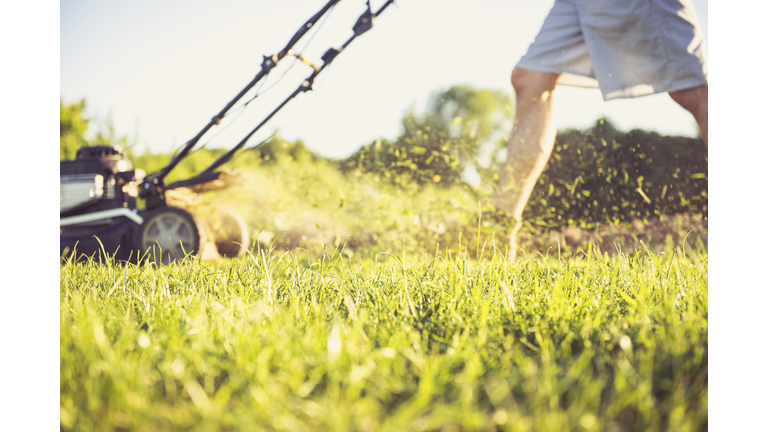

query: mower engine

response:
[60,146,142,214]
[60,146,146,261]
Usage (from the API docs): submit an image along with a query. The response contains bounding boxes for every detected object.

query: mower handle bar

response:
[141,0,341,197]
[199,0,395,175]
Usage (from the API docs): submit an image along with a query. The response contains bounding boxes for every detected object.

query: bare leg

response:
[669,84,708,145]
[495,68,560,261]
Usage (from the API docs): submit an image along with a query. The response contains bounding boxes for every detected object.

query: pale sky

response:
[61,0,709,158]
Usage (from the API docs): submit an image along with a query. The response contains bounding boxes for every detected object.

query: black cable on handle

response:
[140,0,341,202]
[199,0,396,175]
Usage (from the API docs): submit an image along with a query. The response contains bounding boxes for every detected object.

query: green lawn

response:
[60,242,707,431]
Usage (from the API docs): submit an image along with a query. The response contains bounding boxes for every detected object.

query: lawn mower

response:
[60,0,394,263]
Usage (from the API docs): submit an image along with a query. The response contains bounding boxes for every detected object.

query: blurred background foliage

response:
[60,85,707,256]
[60,99,90,160]
[341,85,513,187]
[60,99,135,160]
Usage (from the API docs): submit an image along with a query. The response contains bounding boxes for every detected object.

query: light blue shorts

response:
[517,0,708,100]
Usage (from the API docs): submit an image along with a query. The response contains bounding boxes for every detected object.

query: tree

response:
[60,98,134,160]
[60,99,90,160]
[428,85,513,184]
[341,85,513,187]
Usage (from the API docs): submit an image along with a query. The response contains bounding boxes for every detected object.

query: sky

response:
[61,0,708,159]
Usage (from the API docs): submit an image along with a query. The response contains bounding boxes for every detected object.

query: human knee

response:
[669,84,708,114]
[511,68,559,100]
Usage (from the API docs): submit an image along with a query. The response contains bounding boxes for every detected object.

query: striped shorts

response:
[517,0,708,100]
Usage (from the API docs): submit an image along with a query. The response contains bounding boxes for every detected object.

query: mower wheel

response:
[210,207,250,258]
[135,206,205,264]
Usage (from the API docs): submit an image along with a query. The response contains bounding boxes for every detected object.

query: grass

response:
[60,238,708,431]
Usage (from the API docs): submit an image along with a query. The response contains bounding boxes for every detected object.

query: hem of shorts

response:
[516,64,708,101]
[515,64,600,88]
[603,78,708,101]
